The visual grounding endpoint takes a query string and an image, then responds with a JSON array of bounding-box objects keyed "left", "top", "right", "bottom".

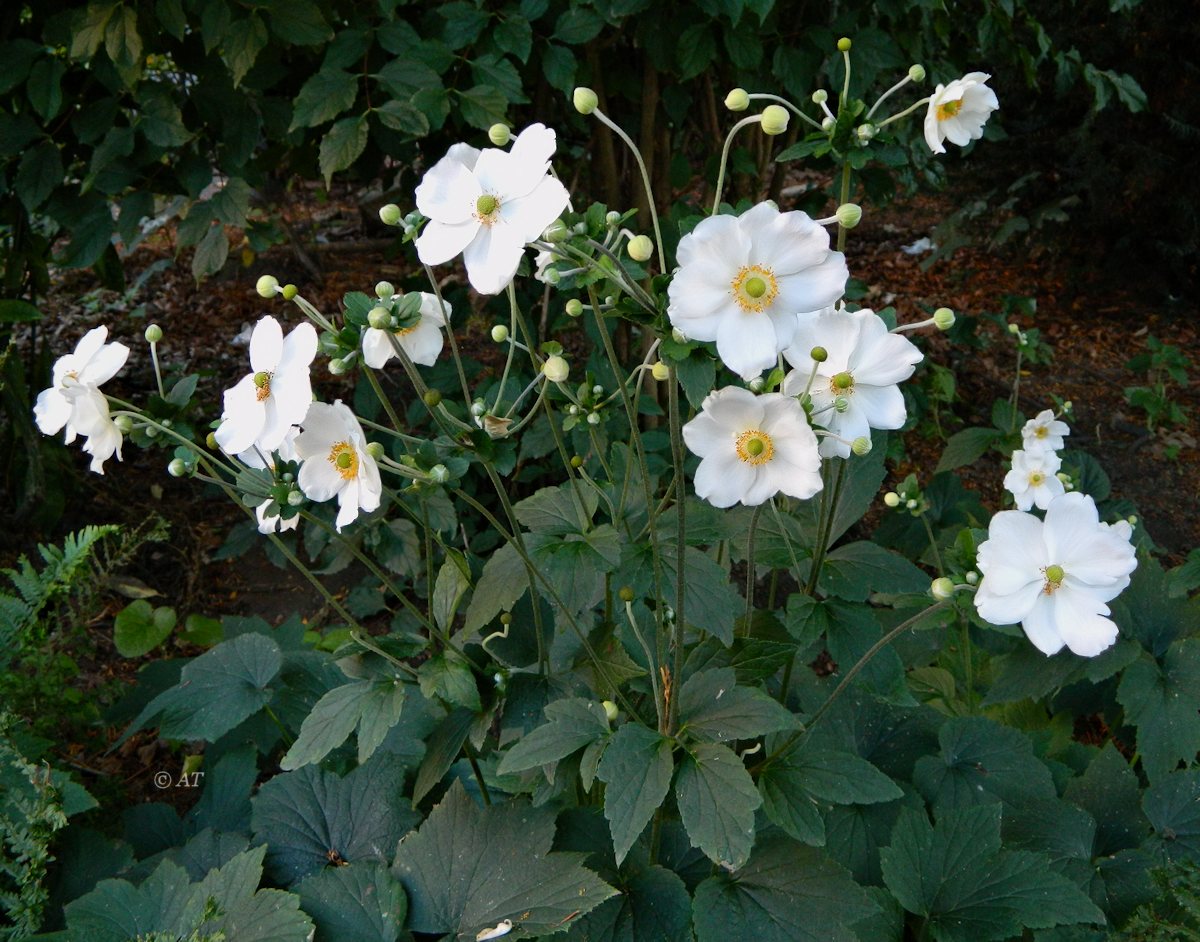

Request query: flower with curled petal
[
  {"left": 1004, "top": 448, "right": 1065, "bottom": 511},
  {"left": 924, "top": 72, "right": 999, "bottom": 155},
  {"left": 1021, "top": 409, "right": 1070, "bottom": 456},
  {"left": 362, "top": 293, "right": 450, "bottom": 369},
  {"left": 295, "top": 401, "right": 382, "bottom": 532}
]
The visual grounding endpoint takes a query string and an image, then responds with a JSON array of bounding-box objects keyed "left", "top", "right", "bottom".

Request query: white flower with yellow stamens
[
  {"left": 666, "top": 202, "right": 848, "bottom": 381},
  {"left": 1004, "top": 448, "right": 1065, "bottom": 511},
  {"left": 414, "top": 124, "right": 570, "bottom": 295},
  {"left": 924, "top": 72, "right": 998, "bottom": 155},
  {"left": 362, "top": 293, "right": 450, "bottom": 369},
  {"left": 781, "top": 307, "right": 923, "bottom": 459},
  {"left": 215, "top": 316, "right": 317, "bottom": 457},
  {"left": 974, "top": 493, "right": 1137, "bottom": 657},
  {"left": 295, "top": 401, "right": 382, "bottom": 531},
  {"left": 681, "top": 386, "right": 822, "bottom": 508},
  {"left": 1021, "top": 409, "right": 1070, "bottom": 456}
]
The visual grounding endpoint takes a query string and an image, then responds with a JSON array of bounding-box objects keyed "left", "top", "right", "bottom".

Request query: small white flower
[
  {"left": 295, "top": 401, "right": 382, "bottom": 531},
  {"left": 1021, "top": 409, "right": 1070, "bottom": 455},
  {"left": 34, "top": 326, "right": 129, "bottom": 474},
  {"left": 215, "top": 316, "right": 317, "bottom": 458},
  {"left": 362, "top": 294, "right": 450, "bottom": 369},
  {"left": 781, "top": 307, "right": 923, "bottom": 458},
  {"left": 682, "top": 387, "right": 822, "bottom": 508},
  {"left": 532, "top": 248, "right": 556, "bottom": 284},
  {"left": 1004, "top": 449, "right": 1065, "bottom": 511},
  {"left": 256, "top": 501, "right": 300, "bottom": 535},
  {"left": 974, "top": 493, "right": 1138, "bottom": 658},
  {"left": 667, "top": 202, "right": 848, "bottom": 381},
  {"left": 924, "top": 72, "right": 999, "bottom": 155},
  {"left": 415, "top": 124, "right": 570, "bottom": 295}
]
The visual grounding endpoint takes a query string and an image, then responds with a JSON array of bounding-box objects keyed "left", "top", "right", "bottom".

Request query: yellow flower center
[
  {"left": 475, "top": 193, "right": 500, "bottom": 226},
  {"left": 831, "top": 371, "right": 855, "bottom": 392},
  {"left": 735, "top": 428, "right": 774, "bottom": 466},
  {"left": 1029, "top": 471, "right": 1045, "bottom": 486},
  {"left": 730, "top": 265, "right": 779, "bottom": 313},
  {"left": 936, "top": 98, "right": 962, "bottom": 121},
  {"left": 328, "top": 441, "right": 359, "bottom": 480},
  {"left": 254, "top": 371, "right": 272, "bottom": 401},
  {"left": 1034, "top": 426, "right": 1048, "bottom": 438},
  {"left": 1042, "top": 564, "right": 1065, "bottom": 594}
]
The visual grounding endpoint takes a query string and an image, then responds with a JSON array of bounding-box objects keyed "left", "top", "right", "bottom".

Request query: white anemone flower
[
  {"left": 1021, "top": 409, "right": 1070, "bottom": 455},
  {"left": 781, "top": 307, "right": 923, "bottom": 458},
  {"left": 974, "top": 493, "right": 1138, "bottom": 658},
  {"left": 667, "top": 202, "right": 848, "bottom": 381},
  {"left": 214, "top": 316, "right": 317, "bottom": 458},
  {"left": 924, "top": 72, "right": 999, "bottom": 155},
  {"left": 415, "top": 124, "right": 570, "bottom": 295},
  {"left": 240, "top": 428, "right": 301, "bottom": 535},
  {"left": 1004, "top": 449, "right": 1065, "bottom": 511},
  {"left": 295, "top": 401, "right": 382, "bottom": 531},
  {"left": 362, "top": 293, "right": 450, "bottom": 369},
  {"left": 34, "top": 326, "right": 129, "bottom": 474},
  {"left": 681, "top": 387, "right": 822, "bottom": 508}
]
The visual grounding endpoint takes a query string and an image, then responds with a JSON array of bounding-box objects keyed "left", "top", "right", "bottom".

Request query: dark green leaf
[
  {"left": 418, "top": 652, "right": 481, "bottom": 712},
  {"left": 1117, "top": 640, "right": 1200, "bottom": 782},
  {"left": 935, "top": 427, "right": 1001, "bottom": 474},
  {"left": 70, "top": 4, "right": 117, "bottom": 60},
  {"left": 495, "top": 16, "right": 533, "bottom": 62},
  {"left": 564, "top": 865, "right": 692, "bottom": 942},
  {"left": 412, "top": 707, "right": 473, "bottom": 806},
  {"left": 223, "top": 13, "right": 268, "bottom": 85},
  {"left": 1143, "top": 769, "right": 1200, "bottom": 863},
  {"left": 104, "top": 6, "right": 142, "bottom": 71},
  {"left": 661, "top": 544, "right": 739, "bottom": 646},
  {"left": 677, "top": 24, "right": 715, "bottom": 79},
  {"left": 192, "top": 223, "right": 229, "bottom": 280},
  {"left": 456, "top": 84, "right": 509, "bottom": 129},
  {"left": 554, "top": 7, "right": 604, "bottom": 43},
  {"left": 676, "top": 667, "right": 797, "bottom": 742},
  {"left": 15, "top": 140, "right": 62, "bottom": 211},
  {"left": 27, "top": 58, "right": 65, "bottom": 122},
  {"left": 374, "top": 100, "right": 429, "bottom": 137},
  {"left": 113, "top": 599, "right": 176, "bottom": 657},
  {"left": 514, "top": 485, "right": 597, "bottom": 535},
  {"left": 0, "top": 300, "right": 42, "bottom": 323},
  {"left": 541, "top": 44, "right": 576, "bottom": 94},
  {"left": 782, "top": 748, "right": 903, "bottom": 805},
  {"left": 291, "top": 69, "right": 360, "bottom": 131},
  {"left": 675, "top": 742, "right": 760, "bottom": 869},
  {"left": 266, "top": 0, "right": 332, "bottom": 45},
  {"left": 758, "top": 766, "right": 827, "bottom": 845},
  {"left": 281, "top": 679, "right": 406, "bottom": 770},
  {"left": 296, "top": 862, "right": 406, "bottom": 942},
  {"left": 819, "top": 541, "right": 929, "bottom": 601},
  {"left": 318, "top": 115, "right": 369, "bottom": 186},
  {"left": 597, "top": 723, "right": 674, "bottom": 864},
  {"left": 1063, "top": 743, "right": 1149, "bottom": 856},
  {"left": 497, "top": 698, "right": 610, "bottom": 774},
  {"left": 463, "top": 543, "right": 527, "bottom": 637}
]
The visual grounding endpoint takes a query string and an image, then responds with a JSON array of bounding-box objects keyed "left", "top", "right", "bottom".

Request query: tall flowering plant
[{"left": 42, "top": 40, "right": 1178, "bottom": 942}]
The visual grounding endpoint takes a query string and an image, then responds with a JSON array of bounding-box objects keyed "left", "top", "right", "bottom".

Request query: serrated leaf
[
  {"left": 104, "top": 6, "right": 142, "bottom": 70},
  {"left": 1143, "top": 769, "right": 1200, "bottom": 863},
  {"left": 266, "top": 0, "right": 332, "bottom": 45},
  {"left": 15, "top": 140, "right": 62, "bottom": 211},
  {"left": 1117, "top": 641, "right": 1200, "bottom": 782},
  {"left": 463, "top": 543, "right": 526, "bottom": 637},
  {"left": 693, "top": 835, "right": 876, "bottom": 942},
  {"left": 554, "top": 7, "right": 604, "bottom": 43},
  {"left": 433, "top": 554, "right": 470, "bottom": 633},
  {"left": 27, "top": 58, "right": 65, "bottom": 122},
  {"left": 660, "top": 544, "right": 739, "bottom": 646},
  {"left": 597, "top": 723, "right": 674, "bottom": 864},
  {"left": 455, "top": 84, "right": 508, "bottom": 129},
  {"left": 495, "top": 16, "right": 532, "bottom": 62},
  {"left": 192, "top": 223, "right": 229, "bottom": 280},
  {"left": 782, "top": 749, "right": 904, "bottom": 805},
  {"left": 541, "top": 43, "right": 576, "bottom": 93},
  {"left": 71, "top": 3, "right": 117, "bottom": 60},
  {"left": 290, "top": 69, "right": 360, "bottom": 131},
  {"left": 498, "top": 698, "right": 610, "bottom": 774},
  {"left": 393, "top": 781, "right": 617, "bottom": 938},
  {"left": 412, "top": 707, "right": 474, "bottom": 806},
  {"left": 513, "top": 485, "right": 597, "bottom": 535},
  {"left": 676, "top": 668, "right": 797, "bottom": 742},
  {"left": 758, "top": 766, "right": 827, "bottom": 845},
  {"left": 223, "top": 13, "right": 268, "bottom": 86},
  {"left": 819, "top": 542, "right": 929, "bottom": 601},
  {"left": 563, "top": 864, "right": 692, "bottom": 942},
  {"left": 319, "top": 115, "right": 369, "bottom": 186},
  {"left": 418, "top": 652, "right": 480, "bottom": 712},
  {"left": 675, "top": 742, "right": 761, "bottom": 869},
  {"left": 936, "top": 427, "right": 1001, "bottom": 474},
  {"left": 1063, "top": 743, "right": 1149, "bottom": 856},
  {"left": 296, "top": 862, "right": 406, "bottom": 942},
  {"left": 281, "top": 680, "right": 405, "bottom": 770},
  {"left": 374, "top": 100, "right": 429, "bottom": 137}
]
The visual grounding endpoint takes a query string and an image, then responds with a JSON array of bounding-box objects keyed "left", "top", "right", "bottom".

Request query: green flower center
[
  {"left": 936, "top": 99, "right": 962, "bottom": 121},
  {"left": 832, "top": 371, "right": 854, "bottom": 391},
  {"left": 744, "top": 277, "right": 767, "bottom": 299},
  {"left": 1043, "top": 564, "right": 1065, "bottom": 594},
  {"left": 1029, "top": 472, "right": 1045, "bottom": 486},
  {"left": 735, "top": 429, "right": 774, "bottom": 466},
  {"left": 328, "top": 441, "right": 359, "bottom": 480},
  {"left": 476, "top": 194, "right": 499, "bottom": 216},
  {"left": 253, "top": 371, "right": 272, "bottom": 401}
]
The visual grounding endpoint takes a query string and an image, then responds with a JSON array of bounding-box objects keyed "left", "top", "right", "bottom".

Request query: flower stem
[
  {"left": 747, "top": 92, "right": 823, "bottom": 130},
  {"left": 423, "top": 263, "right": 472, "bottom": 407},
  {"left": 592, "top": 108, "right": 666, "bottom": 273},
  {"left": 876, "top": 96, "right": 932, "bottom": 129},
  {"left": 148, "top": 342, "right": 165, "bottom": 398},
  {"left": 666, "top": 364, "right": 687, "bottom": 734},
  {"left": 866, "top": 74, "right": 913, "bottom": 121},
  {"left": 836, "top": 162, "right": 853, "bottom": 253},
  {"left": 712, "top": 115, "right": 762, "bottom": 215}
]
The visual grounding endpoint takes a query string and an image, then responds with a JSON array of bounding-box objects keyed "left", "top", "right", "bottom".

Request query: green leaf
[
  {"left": 464, "top": 542, "right": 526, "bottom": 637},
  {"left": 251, "top": 754, "right": 420, "bottom": 885},
  {"left": 266, "top": 0, "right": 332, "bottom": 45},
  {"left": 495, "top": 16, "right": 533, "bottom": 62},
  {"left": 541, "top": 44, "right": 576, "bottom": 94},
  {"left": 127, "top": 633, "right": 282, "bottom": 741},
  {"left": 935, "top": 427, "right": 1001, "bottom": 474},
  {"left": 418, "top": 652, "right": 480, "bottom": 711},
  {"left": 393, "top": 780, "right": 617, "bottom": 938},
  {"left": 1143, "top": 769, "right": 1200, "bottom": 863},
  {"left": 1063, "top": 743, "right": 1149, "bottom": 856},
  {"left": 564, "top": 865, "right": 692, "bottom": 942},
  {"left": 782, "top": 749, "right": 903, "bottom": 805},
  {"left": 113, "top": 599, "right": 176, "bottom": 657},
  {"left": 758, "top": 763, "right": 827, "bottom": 845},
  {"left": 15, "top": 140, "right": 63, "bottom": 211},
  {"left": 440, "top": 2, "right": 490, "bottom": 48},
  {"left": 554, "top": 7, "right": 604, "bottom": 43},
  {"left": 1112, "top": 558, "right": 1200, "bottom": 656},
  {"left": 514, "top": 485, "right": 597, "bottom": 535},
  {"left": 824, "top": 601, "right": 913, "bottom": 705},
  {"left": 676, "top": 667, "right": 798, "bottom": 742},
  {"left": 673, "top": 348, "right": 718, "bottom": 410},
  {"left": 677, "top": 24, "right": 715, "bottom": 79},
  {"left": 70, "top": 4, "right": 117, "bottom": 60},
  {"left": 296, "top": 862, "right": 406, "bottom": 942},
  {"left": 819, "top": 542, "right": 930, "bottom": 601},
  {"left": 661, "top": 544, "right": 739, "bottom": 646},
  {"left": 412, "top": 706, "right": 474, "bottom": 806},
  {"left": 319, "top": 115, "right": 369, "bottom": 186},
  {"left": 291, "top": 69, "right": 360, "bottom": 131},
  {"left": 156, "top": 0, "right": 186, "bottom": 40},
  {"left": 27, "top": 58, "right": 65, "bottom": 121},
  {"left": 223, "top": 13, "right": 268, "bottom": 86},
  {"left": 1117, "top": 640, "right": 1200, "bottom": 782},
  {"left": 675, "top": 742, "right": 761, "bottom": 869},
  {"left": 880, "top": 805, "right": 1104, "bottom": 942},
  {"left": 693, "top": 835, "right": 876, "bottom": 942},
  {"left": 498, "top": 698, "right": 610, "bottom": 774},
  {"left": 210, "top": 176, "right": 251, "bottom": 226},
  {"left": 280, "top": 679, "right": 406, "bottom": 770},
  {"left": 433, "top": 553, "right": 470, "bottom": 633},
  {"left": 456, "top": 84, "right": 509, "bottom": 129},
  {"left": 0, "top": 299, "right": 42, "bottom": 323},
  {"left": 374, "top": 100, "right": 430, "bottom": 137},
  {"left": 104, "top": 6, "right": 142, "bottom": 71},
  {"left": 528, "top": 526, "right": 620, "bottom": 617},
  {"left": 597, "top": 723, "right": 674, "bottom": 864}
]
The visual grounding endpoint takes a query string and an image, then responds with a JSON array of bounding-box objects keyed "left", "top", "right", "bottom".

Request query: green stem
[
  {"left": 875, "top": 96, "right": 932, "bottom": 130},
  {"left": 666, "top": 365, "right": 687, "bottom": 734},
  {"left": 423, "top": 263, "right": 472, "bottom": 407},
  {"left": 836, "top": 162, "right": 853, "bottom": 253},
  {"left": 463, "top": 740, "right": 492, "bottom": 807},
  {"left": 960, "top": 618, "right": 975, "bottom": 714},
  {"left": 805, "top": 459, "right": 846, "bottom": 595},
  {"left": 746, "top": 92, "right": 823, "bottom": 130},
  {"left": 712, "top": 114, "right": 762, "bottom": 215},
  {"left": 919, "top": 512, "right": 945, "bottom": 574},
  {"left": 148, "top": 342, "right": 165, "bottom": 398},
  {"left": 592, "top": 107, "right": 667, "bottom": 273},
  {"left": 744, "top": 504, "right": 764, "bottom": 629},
  {"left": 361, "top": 364, "right": 405, "bottom": 434},
  {"left": 1009, "top": 345, "right": 1024, "bottom": 433}
]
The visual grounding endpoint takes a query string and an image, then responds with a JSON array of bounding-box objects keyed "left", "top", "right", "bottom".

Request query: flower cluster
[{"left": 1003, "top": 408, "right": 1071, "bottom": 510}]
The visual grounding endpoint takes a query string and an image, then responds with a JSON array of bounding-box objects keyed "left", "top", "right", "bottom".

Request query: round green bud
[
  {"left": 933, "top": 307, "right": 956, "bottom": 330},
  {"left": 470, "top": 400, "right": 486, "bottom": 417},
  {"left": 651, "top": 361, "right": 670, "bottom": 381},
  {"left": 375, "top": 280, "right": 395, "bottom": 299},
  {"left": 852, "top": 436, "right": 872, "bottom": 456},
  {"left": 255, "top": 275, "right": 279, "bottom": 298},
  {"left": 884, "top": 491, "right": 901, "bottom": 507},
  {"left": 378, "top": 203, "right": 402, "bottom": 226},
  {"left": 837, "top": 37, "right": 852, "bottom": 52},
  {"left": 366, "top": 441, "right": 385, "bottom": 460},
  {"left": 605, "top": 210, "right": 621, "bottom": 227},
  {"left": 573, "top": 86, "right": 599, "bottom": 115},
  {"left": 368, "top": 306, "right": 392, "bottom": 330},
  {"left": 423, "top": 389, "right": 442, "bottom": 407},
  {"left": 836, "top": 203, "right": 862, "bottom": 229},
  {"left": 145, "top": 425, "right": 159, "bottom": 438},
  {"left": 618, "top": 585, "right": 635, "bottom": 602},
  {"left": 281, "top": 284, "right": 298, "bottom": 301},
  {"left": 287, "top": 490, "right": 304, "bottom": 506},
  {"left": 908, "top": 64, "right": 926, "bottom": 83},
  {"left": 672, "top": 328, "right": 688, "bottom": 344},
  {"left": 430, "top": 464, "right": 449, "bottom": 484},
  {"left": 856, "top": 123, "right": 875, "bottom": 142},
  {"left": 931, "top": 577, "right": 955, "bottom": 600},
  {"left": 144, "top": 324, "right": 163, "bottom": 343},
  {"left": 543, "top": 267, "right": 561, "bottom": 285},
  {"left": 1063, "top": 400, "right": 1073, "bottom": 412},
  {"left": 833, "top": 396, "right": 849, "bottom": 413},
  {"left": 586, "top": 412, "right": 600, "bottom": 426},
  {"left": 282, "top": 472, "right": 294, "bottom": 483},
  {"left": 570, "top": 455, "right": 584, "bottom": 469},
  {"left": 328, "top": 357, "right": 348, "bottom": 375},
  {"left": 1007, "top": 322, "right": 1021, "bottom": 335},
  {"left": 724, "top": 87, "right": 750, "bottom": 111},
  {"left": 543, "top": 219, "right": 569, "bottom": 243},
  {"left": 542, "top": 355, "right": 569, "bottom": 383},
  {"left": 965, "top": 570, "right": 979, "bottom": 585},
  {"left": 488, "top": 123, "right": 511, "bottom": 146},
  {"left": 602, "top": 700, "right": 619, "bottom": 722},
  {"left": 161, "top": 419, "right": 172, "bottom": 429},
  {"left": 748, "top": 377, "right": 765, "bottom": 392},
  {"left": 810, "top": 346, "right": 828, "bottom": 362},
  {"left": 811, "top": 89, "right": 828, "bottom": 105},
  {"left": 592, "top": 384, "right": 603, "bottom": 396},
  {"left": 906, "top": 498, "right": 919, "bottom": 510},
  {"left": 627, "top": 234, "right": 653, "bottom": 262},
  {"left": 760, "top": 104, "right": 790, "bottom": 136},
  {"left": 565, "top": 299, "right": 584, "bottom": 317},
  {"left": 205, "top": 431, "right": 217, "bottom": 449},
  {"left": 476, "top": 194, "right": 498, "bottom": 216},
  {"left": 499, "top": 612, "right": 513, "bottom": 625},
  {"left": 491, "top": 324, "right": 509, "bottom": 343},
  {"left": 168, "top": 458, "right": 187, "bottom": 477}
]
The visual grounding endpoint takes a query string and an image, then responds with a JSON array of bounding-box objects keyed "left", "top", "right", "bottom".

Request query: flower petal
[
  {"left": 693, "top": 450, "right": 756, "bottom": 508},
  {"left": 716, "top": 309, "right": 779, "bottom": 380},
  {"left": 500, "top": 175, "right": 570, "bottom": 244},
  {"left": 852, "top": 383, "right": 908, "bottom": 431},
  {"left": 78, "top": 341, "right": 129, "bottom": 386},
  {"left": 462, "top": 224, "right": 525, "bottom": 295},
  {"left": 415, "top": 152, "right": 482, "bottom": 223},
  {"left": 250, "top": 317, "right": 284, "bottom": 373},
  {"left": 1018, "top": 596, "right": 1067, "bottom": 656},
  {"left": 362, "top": 328, "right": 394, "bottom": 369},
  {"left": 416, "top": 219, "right": 480, "bottom": 267}
]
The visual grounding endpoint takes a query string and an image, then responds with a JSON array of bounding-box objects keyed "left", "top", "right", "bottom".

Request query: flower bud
[
  {"left": 592, "top": 384, "right": 604, "bottom": 396},
  {"left": 488, "top": 123, "right": 511, "bottom": 146},
  {"left": 144, "top": 324, "right": 163, "bottom": 343},
  {"left": 145, "top": 426, "right": 158, "bottom": 438},
  {"left": 618, "top": 585, "right": 635, "bottom": 602},
  {"left": 542, "top": 355, "right": 569, "bottom": 383},
  {"left": 543, "top": 267, "right": 560, "bottom": 285},
  {"left": 602, "top": 700, "right": 619, "bottom": 722},
  {"left": 651, "top": 361, "right": 670, "bottom": 381},
  {"left": 366, "top": 441, "right": 385, "bottom": 460},
  {"left": 856, "top": 123, "right": 875, "bottom": 142},
  {"left": 499, "top": 612, "right": 513, "bottom": 625},
  {"left": 255, "top": 275, "right": 279, "bottom": 298},
  {"left": 883, "top": 491, "right": 901, "bottom": 507},
  {"left": 1007, "top": 322, "right": 1021, "bottom": 335},
  {"left": 378, "top": 203, "right": 402, "bottom": 226},
  {"left": 423, "top": 389, "right": 442, "bottom": 407},
  {"left": 470, "top": 400, "right": 486, "bottom": 416},
  {"left": 965, "top": 570, "right": 979, "bottom": 585},
  {"left": 570, "top": 455, "right": 584, "bottom": 468},
  {"left": 931, "top": 577, "right": 954, "bottom": 600},
  {"left": 204, "top": 431, "right": 217, "bottom": 449},
  {"left": 724, "top": 87, "right": 750, "bottom": 111},
  {"left": 812, "top": 90, "right": 829, "bottom": 106},
  {"left": 565, "top": 299, "right": 583, "bottom": 317},
  {"left": 605, "top": 210, "right": 621, "bottom": 227},
  {"left": 836, "top": 203, "right": 862, "bottom": 229},
  {"left": 748, "top": 376, "right": 765, "bottom": 392},
  {"left": 368, "top": 306, "right": 393, "bottom": 330},
  {"left": 490, "top": 324, "right": 509, "bottom": 343},
  {"left": 586, "top": 412, "right": 600, "bottom": 425},
  {"left": 837, "top": 37, "right": 852, "bottom": 52},
  {"left": 908, "top": 64, "right": 926, "bottom": 83},
  {"left": 809, "top": 346, "right": 828, "bottom": 363},
  {"left": 544, "top": 220, "right": 569, "bottom": 243},
  {"left": 573, "top": 86, "right": 599, "bottom": 115},
  {"left": 430, "top": 464, "right": 450, "bottom": 484},
  {"left": 375, "top": 281, "right": 395, "bottom": 299},
  {"left": 851, "top": 436, "right": 872, "bottom": 456},
  {"left": 167, "top": 458, "right": 187, "bottom": 477},
  {"left": 906, "top": 499, "right": 919, "bottom": 509},
  {"left": 822, "top": 116, "right": 836, "bottom": 132},
  {"left": 760, "top": 105, "right": 789, "bottom": 136},
  {"left": 1063, "top": 401, "right": 1073, "bottom": 412},
  {"left": 281, "top": 284, "right": 298, "bottom": 301},
  {"left": 627, "top": 234, "right": 653, "bottom": 262},
  {"left": 933, "top": 307, "right": 956, "bottom": 330},
  {"left": 287, "top": 490, "right": 304, "bottom": 506},
  {"left": 568, "top": 405, "right": 579, "bottom": 415},
  {"left": 329, "top": 358, "right": 348, "bottom": 375}
]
